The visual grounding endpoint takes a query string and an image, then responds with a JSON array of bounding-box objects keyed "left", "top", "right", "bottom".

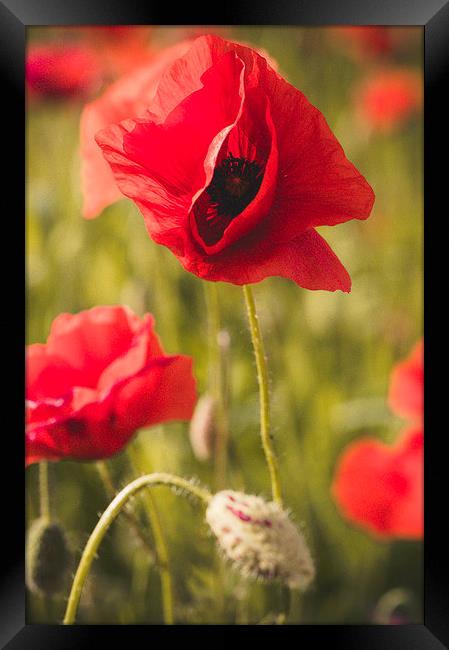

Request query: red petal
[
  {"left": 96, "top": 50, "right": 246, "bottom": 253},
  {"left": 388, "top": 339, "right": 423, "bottom": 421},
  {"left": 25, "top": 356, "right": 197, "bottom": 465},
  {"left": 112, "top": 355, "right": 197, "bottom": 431},
  {"left": 80, "top": 40, "right": 192, "bottom": 218},
  {"left": 97, "top": 314, "right": 163, "bottom": 391},
  {"left": 46, "top": 306, "right": 144, "bottom": 388},
  {"left": 266, "top": 84, "right": 375, "bottom": 238},
  {"left": 26, "top": 344, "right": 85, "bottom": 401},
  {"left": 332, "top": 426, "right": 423, "bottom": 539},
  {"left": 182, "top": 228, "right": 351, "bottom": 292}
]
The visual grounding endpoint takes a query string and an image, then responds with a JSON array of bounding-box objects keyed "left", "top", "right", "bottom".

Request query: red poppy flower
[
  {"left": 356, "top": 69, "right": 422, "bottom": 132},
  {"left": 332, "top": 426, "right": 423, "bottom": 539},
  {"left": 26, "top": 44, "right": 102, "bottom": 100},
  {"left": 389, "top": 338, "right": 423, "bottom": 422},
  {"left": 26, "top": 306, "right": 196, "bottom": 466},
  {"left": 96, "top": 35, "right": 374, "bottom": 291},
  {"left": 80, "top": 40, "right": 192, "bottom": 219}
]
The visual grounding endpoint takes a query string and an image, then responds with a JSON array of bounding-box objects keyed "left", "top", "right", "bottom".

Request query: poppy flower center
[{"left": 193, "top": 153, "right": 263, "bottom": 246}]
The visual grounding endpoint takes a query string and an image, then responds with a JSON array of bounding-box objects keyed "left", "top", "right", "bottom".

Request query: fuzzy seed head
[
  {"left": 189, "top": 394, "right": 217, "bottom": 461},
  {"left": 206, "top": 490, "right": 315, "bottom": 590},
  {"left": 26, "top": 518, "right": 72, "bottom": 597}
]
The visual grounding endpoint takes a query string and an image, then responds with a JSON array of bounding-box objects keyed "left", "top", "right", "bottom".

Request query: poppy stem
[
  {"left": 242, "top": 285, "right": 283, "bottom": 506},
  {"left": 95, "top": 461, "right": 157, "bottom": 563},
  {"left": 39, "top": 461, "right": 50, "bottom": 521},
  {"left": 204, "top": 281, "right": 229, "bottom": 490},
  {"left": 63, "top": 472, "right": 211, "bottom": 625},
  {"left": 126, "top": 443, "right": 174, "bottom": 625}
]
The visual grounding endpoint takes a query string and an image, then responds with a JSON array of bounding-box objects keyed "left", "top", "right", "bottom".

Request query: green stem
[
  {"left": 126, "top": 444, "right": 174, "bottom": 625},
  {"left": 63, "top": 472, "right": 211, "bottom": 625},
  {"left": 95, "top": 461, "right": 156, "bottom": 563},
  {"left": 96, "top": 460, "right": 116, "bottom": 497},
  {"left": 277, "top": 585, "right": 292, "bottom": 624},
  {"left": 204, "top": 281, "right": 229, "bottom": 490},
  {"left": 39, "top": 461, "right": 50, "bottom": 521},
  {"left": 243, "top": 284, "right": 283, "bottom": 506}
]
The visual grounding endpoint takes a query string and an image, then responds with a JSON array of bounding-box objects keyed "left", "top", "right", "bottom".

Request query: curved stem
[
  {"left": 39, "top": 461, "right": 50, "bottom": 521},
  {"left": 204, "top": 281, "right": 229, "bottom": 490},
  {"left": 95, "top": 461, "right": 156, "bottom": 563},
  {"left": 126, "top": 444, "right": 174, "bottom": 625},
  {"left": 63, "top": 473, "right": 211, "bottom": 625},
  {"left": 243, "top": 285, "right": 283, "bottom": 506}
]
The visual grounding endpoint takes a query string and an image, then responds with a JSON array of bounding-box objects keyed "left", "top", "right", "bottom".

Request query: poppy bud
[
  {"left": 26, "top": 518, "right": 72, "bottom": 597},
  {"left": 206, "top": 490, "right": 315, "bottom": 590},
  {"left": 189, "top": 394, "right": 217, "bottom": 461}
]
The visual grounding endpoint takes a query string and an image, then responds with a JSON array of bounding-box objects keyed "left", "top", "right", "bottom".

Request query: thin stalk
[
  {"left": 204, "top": 281, "right": 229, "bottom": 490},
  {"left": 242, "top": 284, "right": 283, "bottom": 506},
  {"left": 276, "top": 585, "right": 292, "bottom": 624},
  {"left": 39, "top": 461, "right": 50, "bottom": 521},
  {"left": 127, "top": 444, "right": 174, "bottom": 625},
  {"left": 95, "top": 461, "right": 156, "bottom": 563},
  {"left": 63, "top": 472, "right": 211, "bottom": 625}
]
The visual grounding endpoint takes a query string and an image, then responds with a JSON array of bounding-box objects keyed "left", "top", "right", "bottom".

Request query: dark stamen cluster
[{"left": 193, "top": 153, "right": 263, "bottom": 246}]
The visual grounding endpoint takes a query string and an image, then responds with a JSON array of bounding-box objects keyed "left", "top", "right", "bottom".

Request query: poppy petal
[
  {"left": 388, "top": 339, "right": 423, "bottom": 421},
  {"left": 332, "top": 426, "right": 423, "bottom": 539},
  {"left": 96, "top": 50, "right": 246, "bottom": 254},
  {"left": 80, "top": 40, "right": 192, "bottom": 218},
  {"left": 46, "top": 306, "right": 143, "bottom": 388},
  {"left": 183, "top": 227, "right": 351, "bottom": 291}
]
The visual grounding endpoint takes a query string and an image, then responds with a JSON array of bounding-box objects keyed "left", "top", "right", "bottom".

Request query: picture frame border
[{"left": 1, "top": 0, "right": 445, "bottom": 646}]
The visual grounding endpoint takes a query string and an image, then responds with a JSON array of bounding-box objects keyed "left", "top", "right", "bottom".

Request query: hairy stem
[
  {"left": 243, "top": 285, "right": 283, "bottom": 506},
  {"left": 127, "top": 444, "right": 174, "bottom": 625},
  {"left": 63, "top": 473, "right": 211, "bottom": 625},
  {"left": 95, "top": 461, "right": 156, "bottom": 563}
]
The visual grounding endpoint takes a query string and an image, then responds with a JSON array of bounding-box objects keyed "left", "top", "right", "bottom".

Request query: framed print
[{"left": 0, "top": 0, "right": 447, "bottom": 647}]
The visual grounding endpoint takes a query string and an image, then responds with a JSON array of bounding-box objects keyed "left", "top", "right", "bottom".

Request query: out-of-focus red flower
[
  {"left": 332, "top": 426, "right": 423, "bottom": 539},
  {"left": 356, "top": 69, "right": 422, "bottom": 132},
  {"left": 26, "top": 44, "right": 102, "bottom": 100},
  {"left": 80, "top": 26, "right": 156, "bottom": 78},
  {"left": 332, "top": 339, "right": 424, "bottom": 539},
  {"left": 26, "top": 306, "right": 197, "bottom": 466},
  {"left": 331, "top": 27, "right": 394, "bottom": 57},
  {"left": 389, "top": 339, "right": 423, "bottom": 422},
  {"left": 80, "top": 40, "right": 192, "bottom": 219},
  {"left": 96, "top": 35, "right": 374, "bottom": 290},
  {"left": 330, "top": 27, "right": 420, "bottom": 61}
]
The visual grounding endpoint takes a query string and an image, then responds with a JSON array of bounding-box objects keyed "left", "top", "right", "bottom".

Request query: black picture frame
[{"left": 1, "top": 0, "right": 447, "bottom": 647}]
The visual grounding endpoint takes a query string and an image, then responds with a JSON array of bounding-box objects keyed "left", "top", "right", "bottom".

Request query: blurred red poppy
[
  {"left": 26, "top": 306, "right": 197, "bottom": 466},
  {"left": 389, "top": 338, "right": 423, "bottom": 422},
  {"left": 79, "top": 26, "right": 156, "bottom": 79},
  {"left": 332, "top": 426, "right": 423, "bottom": 539},
  {"left": 331, "top": 27, "right": 394, "bottom": 57},
  {"left": 26, "top": 44, "right": 102, "bottom": 100},
  {"left": 80, "top": 39, "right": 192, "bottom": 219},
  {"left": 356, "top": 69, "right": 422, "bottom": 132},
  {"left": 332, "top": 339, "right": 424, "bottom": 539},
  {"left": 96, "top": 35, "right": 374, "bottom": 291}
]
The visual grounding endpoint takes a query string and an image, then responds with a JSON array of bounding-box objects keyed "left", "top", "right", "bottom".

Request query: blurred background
[{"left": 26, "top": 26, "right": 423, "bottom": 624}]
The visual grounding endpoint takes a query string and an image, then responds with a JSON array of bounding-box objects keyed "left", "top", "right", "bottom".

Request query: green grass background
[{"left": 26, "top": 26, "right": 423, "bottom": 624}]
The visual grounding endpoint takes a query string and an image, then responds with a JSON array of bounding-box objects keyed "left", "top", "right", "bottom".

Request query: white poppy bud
[{"left": 206, "top": 490, "right": 315, "bottom": 590}]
